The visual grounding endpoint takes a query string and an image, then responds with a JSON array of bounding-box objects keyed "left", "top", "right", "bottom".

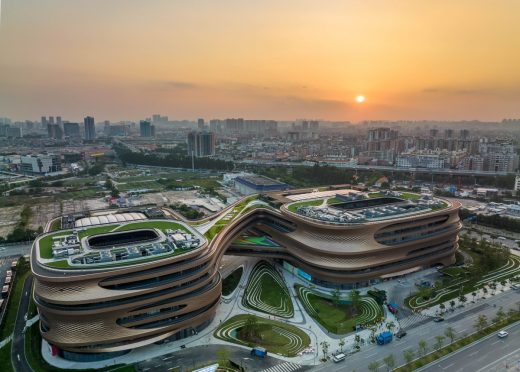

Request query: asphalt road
[
  {"left": 11, "top": 275, "right": 33, "bottom": 372},
  {"left": 311, "top": 289, "right": 520, "bottom": 372},
  {"left": 419, "top": 321, "right": 520, "bottom": 372},
  {"left": 0, "top": 243, "right": 33, "bottom": 259},
  {"left": 135, "top": 344, "right": 298, "bottom": 372}
]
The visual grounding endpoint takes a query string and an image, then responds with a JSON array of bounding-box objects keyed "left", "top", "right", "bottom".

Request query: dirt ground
[
  {"left": 0, "top": 206, "right": 23, "bottom": 238},
  {"left": 134, "top": 190, "right": 226, "bottom": 212}
]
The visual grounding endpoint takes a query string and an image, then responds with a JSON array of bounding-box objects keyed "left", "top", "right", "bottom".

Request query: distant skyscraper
[
  {"left": 57, "top": 116, "right": 62, "bottom": 126},
  {"left": 198, "top": 118, "right": 205, "bottom": 130},
  {"left": 63, "top": 122, "right": 80, "bottom": 137},
  {"left": 187, "top": 131, "right": 216, "bottom": 157},
  {"left": 49, "top": 116, "right": 55, "bottom": 125},
  {"left": 140, "top": 120, "right": 152, "bottom": 137},
  {"left": 84, "top": 116, "right": 96, "bottom": 140}
]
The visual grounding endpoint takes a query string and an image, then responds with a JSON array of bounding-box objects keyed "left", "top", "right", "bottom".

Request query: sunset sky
[{"left": 1, "top": 0, "right": 519, "bottom": 122}]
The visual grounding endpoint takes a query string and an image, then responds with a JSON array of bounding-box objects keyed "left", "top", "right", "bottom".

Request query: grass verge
[
  {"left": 0, "top": 341, "right": 14, "bottom": 372},
  {"left": 0, "top": 270, "right": 30, "bottom": 340}
]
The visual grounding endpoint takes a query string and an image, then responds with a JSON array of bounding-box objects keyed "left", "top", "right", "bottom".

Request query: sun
[{"left": 356, "top": 95, "right": 365, "bottom": 103}]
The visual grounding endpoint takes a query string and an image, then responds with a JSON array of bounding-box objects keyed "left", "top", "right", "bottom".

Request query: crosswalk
[
  {"left": 260, "top": 362, "right": 303, "bottom": 372},
  {"left": 398, "top": 313, "right": 432, "bottom": 330}
]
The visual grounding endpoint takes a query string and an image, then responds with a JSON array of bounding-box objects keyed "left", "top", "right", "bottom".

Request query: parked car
[
  {"left": 396, "top": 330, "right": 407, "bottom": 339},
  {"left": 497, "top": 331, "right": 509, "bottom": 338},
  {"left": 433, "top": 317, "right": 444, "bottom": 322}
]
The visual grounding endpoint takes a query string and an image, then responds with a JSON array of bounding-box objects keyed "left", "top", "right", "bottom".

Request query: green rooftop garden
[{"left": 37, "top": 220, "right": 198, "bottom": 269}]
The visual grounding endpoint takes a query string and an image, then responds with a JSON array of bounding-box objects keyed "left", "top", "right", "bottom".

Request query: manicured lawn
[
  {"left": 296, "top": 285, "right": 383, "bottom": 334},
  {"left": 222, "top": 267, "right": 243, "bottom": 296},
  {"left": 400, "top": 192, "right": 421, "bottom": 200},
  {"left": 439, "top": 267, "right": 469, "bottom": 278},
  {"left": 0, "top": 341, "right": 14, "bottom": 372},
  {"left": 243, "top": 261, "right": 293, "bottom": 318},
  {"left": 259, "top": 275, "right": 287, "bottom": 308},
  {"left": 49, "top": 219, "right": 61, "bottom": 232},
  {"left": 406, "top": 254, "right": 520, "bottom": 310},
  {"left": 39, "top": 220, "right": 192, "bottom": 260},
  {"left": 287, "top": 199, "right": 323, "bottom": 212},
  {"left": 326, "top": 197, "right": 343, "bottom": 205},
  {"left": 303, "top": 291, "right": 358, "bottom": 333},
  {"left": 214, "top": 314, "right": 310, "bottom": 357},
  {"left": 78, "top": 225, "right": 118, "bottom": 239},
  {"left": 45, "top": 248, "right": 190, "bottom": 270},
  {"left": 113, "top": 221, "right": 188, "bottom": 233},
  {"left": 38, "top": 231, "right": 73, "bottom": 259}
]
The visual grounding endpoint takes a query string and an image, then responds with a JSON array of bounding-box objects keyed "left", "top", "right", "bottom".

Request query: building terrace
[
  {"left": 283, "top": 190, "right": 450, "bottom": 225},
  {"left": 34, "top": 220, "right": 206, "bottom": 270}
]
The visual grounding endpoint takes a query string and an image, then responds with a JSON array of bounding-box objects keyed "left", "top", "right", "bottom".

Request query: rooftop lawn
[
  {"left": 287, "top": 199, "right": 324, "bottom": 212},
  {"left": 45, "top": 247, "right": 191, "bottom": 270},
  {"left": 38, "top": 220, "right": 193, "bottom": 260}
]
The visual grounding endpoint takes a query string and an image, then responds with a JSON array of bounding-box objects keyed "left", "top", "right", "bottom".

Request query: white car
[{"left": 497, "top": 331, "right": 508, "bottom": 338}]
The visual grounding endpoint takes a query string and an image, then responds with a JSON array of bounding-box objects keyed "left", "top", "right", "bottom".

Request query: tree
[
  {"left": 244, "top": 315, "right": 257, "bottom": 337},
  {"left": 403, "top": 349, "right": 415, "bottom": 364},
  {"left": 383, "top": 354, "right": 395, "bottom": 371},
  {"left": 439, "top": 303, "right": 446, "bottom": 314},
  {"left": 386, "top": 321, "right": 396, "bottom": 333},
  {"left": 482, "top": 287, "right": 488, "bottom": 298},
  {"left": 449, "top": 300, "right": 456, "bottom": 311},
  {"left": 331, "top": 288, "right": 341, "bottom": 307},
  {"left": 320, "top": 341, "right": 330, "bottom": 360},
  {"left": 348, "top": 290, "right": 362, "bottom": 315},
  {"left": 216, "top": 347, "right": 230, "bottom": 367},
  {"left": 368, "top": 361, "right": 380, "bottom": 372},
  {"left": 444, "top": 327, "right": 456, "bottom": 344},
  {"left": 459, "top": 294, "right": 467, "bottom": 306},
  {"left": 434, "top": 335, "right": 445, "bottom": 350},
  {"left": 418, "top": 340, "right": 428, "bottom": 356},
  {"left": 354, "top": 334, "right": 361, "bottom": 347},
  {"left": 493, "top": 306, "right": 506, "bottom": 324},
  {"left": 500, "top": 280, "right": 507, "bottom": 291},
  {"left": 472, "top": 292, "right": 477, "bottom": 302},
  {"left": 339, "top": 338, "right": 345, "bottom": 352},
  {"left": 474, "top": 314, "right": 488, "bottom": 333}
]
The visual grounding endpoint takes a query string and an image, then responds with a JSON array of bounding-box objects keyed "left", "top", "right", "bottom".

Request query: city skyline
[{"left": 0, "top": 1, "right": 519, "bottom": 121}]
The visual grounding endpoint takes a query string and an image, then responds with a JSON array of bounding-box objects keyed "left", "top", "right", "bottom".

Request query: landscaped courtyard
[
  {"left": 242, "top": 261, "right": 294, "bottom": 318},
  {"left": 295, "top": 285, "right": 383, "bottom": 334},
  {"left": 407, "top": 239, "right": 520, "bottom": 310},
  {"left": 213, "top": 314, "right": 310, "bottom": 357}
]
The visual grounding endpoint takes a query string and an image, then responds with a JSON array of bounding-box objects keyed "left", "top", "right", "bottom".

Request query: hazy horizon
[{"left": 1, "top": 0, "right": 519, "bottom": 122}]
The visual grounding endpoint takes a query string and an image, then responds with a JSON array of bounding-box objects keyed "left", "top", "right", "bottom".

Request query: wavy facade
[{"left": 31, "top": 197, "right": 461, "bottom": 361}]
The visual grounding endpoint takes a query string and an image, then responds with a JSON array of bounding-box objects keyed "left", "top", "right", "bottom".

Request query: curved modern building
[{"left": 31, "top": 191, "right": 461, "bottom": 361}]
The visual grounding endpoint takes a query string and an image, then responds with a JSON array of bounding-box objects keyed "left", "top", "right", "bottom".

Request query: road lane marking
[
  {"left": 365, "top": 352, "right": 378, "bottom": 358},
  {"left": 442, "top": 362, "right": 454, "bottom": 370},
  {"left": 469, "top": 350, "right": 479, "bottom": 356},
  {"left": 490, "top": 339, "right": 502, "bottom": 345}
]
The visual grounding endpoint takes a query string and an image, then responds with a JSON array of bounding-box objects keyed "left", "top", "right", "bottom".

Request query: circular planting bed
[
  {"left": 214, "top": 314, "right": 310, "bottom": 357},
  {"left": 242, "top": 261, "right": 294, "bottom": 318},
  {"left": 295, "top": 285, "right": 384, "bottom": 334}
]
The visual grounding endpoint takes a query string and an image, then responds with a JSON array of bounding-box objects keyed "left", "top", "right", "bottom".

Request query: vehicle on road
[
  {"left": 497, "top": 331, "right": 509, "bottom": 338},
  {"left": 376, "top": 331, "right": 393, "bottom": 345},
  {"left": 251, "top": 347, "right": 267, "bottom": 358},
  {"left": 396, "top": 330, "right": 407, "bottom": 339},
  {"left": 498, "top": 236, "right": 507, "bottom": 240},
  {"left": 387, "top": 303, "right": 398, "bottom": 314},
  {"left": 433, "top": 317, "right": 444, "bottom": 322},
  {"left": 333, "top": 353, "right": 346, "bottom": 363}
]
